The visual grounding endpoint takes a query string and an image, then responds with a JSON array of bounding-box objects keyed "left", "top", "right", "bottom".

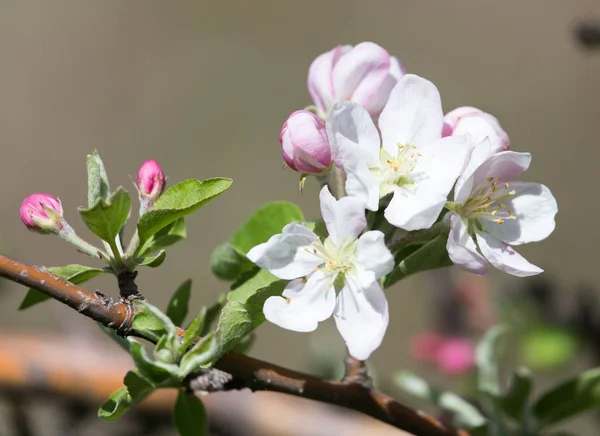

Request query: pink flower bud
[
  {"left": 410, "top": 331, "right": 442, "bottom": 363},
  {"left": 20, "top": 193, "right": 64, "bottom": 234},
  {"left": 443, "top": 106, "right": 510, "bottom": 153},
  {"left": 435, "top": 338, "right": 475, "bottom": 375},
  {"left": 281, "top": 110, "right": 331, "bottom": 174},
  {"left": 136, "top": 160, "right": 166, "bottom": 200},
  {"left": 308, "top": 42, "right": 405, "bottom": 118}
]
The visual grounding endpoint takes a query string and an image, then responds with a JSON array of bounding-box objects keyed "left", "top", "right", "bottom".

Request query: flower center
[
  {"left": 375, "top": 143, "right": 421, "bottom": 196},
  {"left": 309, "top": 237, "right": 356, "bottom": 285},
  {"left": 459, "top": 177, "right": 517, "bottom": 227}
]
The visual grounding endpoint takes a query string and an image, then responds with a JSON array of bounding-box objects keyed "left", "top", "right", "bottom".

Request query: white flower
[
  {"left": 247, "top": 186, "right": 394, "bottom": 360},
  {"left": 327, "top": 74, "right": 471, "bottom": 231},
  {"left": 446, "top": 139, "right": 558, "bottom": 276}
]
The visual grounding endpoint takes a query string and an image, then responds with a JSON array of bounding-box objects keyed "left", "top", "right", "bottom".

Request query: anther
[{"left": 496, "top": 218, "right": 504, "bottom": 224}]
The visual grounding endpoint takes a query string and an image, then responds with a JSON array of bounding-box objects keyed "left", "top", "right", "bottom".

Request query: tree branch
[{"left": 0, "top": 254, "right": 469, "bottom": 436}]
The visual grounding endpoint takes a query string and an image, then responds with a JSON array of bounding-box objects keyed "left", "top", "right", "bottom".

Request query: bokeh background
[{"left": 1, "top": 1, "right": 599, "bottom": 434}]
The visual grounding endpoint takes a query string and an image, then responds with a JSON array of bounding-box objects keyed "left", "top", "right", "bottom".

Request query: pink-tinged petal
[
  {"left": 361, "top": 56, "right": 405, "bottom": 117},
  {"left": 247, "top": 223, "right": 323, "bottom": 279},
  {"left": 308, "top": 45, "right": 351, "bottom": 112},
  {"left": 343, "top": 154, "right": 382, "bottom": 211},
  {"left": 136, "top": 160, "right": 166, "bottom": 199},
  {"left": 472, "top": 151, "right": 531, "bottom": 188},
  {"left": 410, "top": 331, "right": 443, "bottom": 363},
  {"left": 264, "top": 271, "right": 336, "bottom": 332},
  {"left": 326, "top": 102, "right": 380, "bottom": 168},
  {"left": 476, "top": 231, "right": 543, "bottom": 277},
  {"left": 384, "top": 136, "right": 470, "bottom": 230},
  {"left": 281, "top": 110, "right": 331, "bottom": 174},
  {"left": 334, "top": 276, "right": 389, "bottom": 360},
  {"left": 378, "top": 74, "right": 444, "bottom": 155},
  {"left": 483, "top": 182, "right": 557, "bottom": 246},
  {"left": 444, "top": 106, "right": 509, "bottom": 153},
  {"left": 332, "top": 42, "right": 390, "bottom": 108},
  {"left": 454, "top": 138, "right": 495, "bottom": 203},
  {"left": 20, "top": 193, "right": 64, "bottom": 233},
  {"left": 447, "top": 215, "right": 489, "bottom": 275},
  {"left": 319, "top": 186, "right": 366, "bottom": 246},
  {"left": 355, "top": 231, "right": 394, "bottom": 279},
  {"left": 435, "top": 338, "right": 475, "bottom": 375}
]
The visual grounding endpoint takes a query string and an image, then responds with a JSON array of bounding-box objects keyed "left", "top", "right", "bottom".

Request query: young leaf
[
  {"left": 124, "top": 370, "right": 154, "bottom": 401},
  {"left": 383, "top": 233, "right": 452, "bottom": 288},
  {"left": 133, "top": 250, "right": 167, "bottom": 268},
  {"left": 87, "top": 150, "right": 111, "bottom": 208},
  {"left": 131, "top": 301, "right": 177, "bottom": 342},
  {"left": 229, "top": 201, "right": 303, "bottom": 255},
  {"left": 137, "top": 218, "right": 186, "bottom": 257},
  {"left": 79, "top": 187, "right": 131, "bottom": 244},
  {"left": 137, "top": 178, "right": 232, "bottom": 248},
  {"left": 210, "top": 243, "right": 254, "bottom": 281},
  {"left": 532, "top": 367, "right": 600, "bottom": 429},
  {"left": 181, "top": 306, "right": 206, "bottom": 353},
  {"left": 167, "top": 279, "right": 192, "bottom": 326},
  {"left": 98, "top": 387, "right": 132, "bottom": 421},
  {"left": 395, "top": 372, "right": 487, "bottom": 428},
  {"left": 19, "top": 264, "right": 106, "bottom": 310},
  {"left": 174, "top": 390, "right": 208, "bottom": 436},
  {"left": 180, "top": 333, "right": 218, "bottom": 377},
  {"left": 128, "top": 339, "right": 178, "bottom": 384},
  {"left": 500, "top": 367, "right": 533, "bottom": 420},
  {"left": 476, "top": 325, "right": 508, "bottom": 397}
]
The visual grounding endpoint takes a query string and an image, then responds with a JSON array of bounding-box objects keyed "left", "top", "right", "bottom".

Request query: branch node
[
  {"left": 186, "top": 368, "right": 238, "bottom": 393},
  {"left": 343, "top": 356, "right": 372, "bottom": 389},
  {"left": 117, "top": 270, "right": 144, "bottom": 301}
]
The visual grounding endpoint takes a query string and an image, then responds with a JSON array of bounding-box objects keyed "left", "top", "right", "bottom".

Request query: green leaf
[
  {"left": 521, "top": 325, "right": 579, "bottom": 370},
  {"left": 19, "top": 264, "right": 106, "bottom": 310},
  {"left": 137, "top": 218, "right": 186, "bottom": 257},
  {"left": 87, "top": 150, "right": 111, "bottom": 208},
  {"left": 500, "top": 367, "right": 533, "bottom": 420},
  {"left": 98, "top": 387, "right": 132, "bottom": 421},
  {"left": 229, "top": 201, "right": 304, "bottom": 255},
  {"left": 124, "top": 369, "right": 154, "bottom": 401},
  {"left": 476, "top": 325, "right": 508, "bottom": 397},
  {"left": 532, "top": 367, "right": 600, "bottom": 429},
  {"left": 383, "top": 232, "right": 452, "bottom": 288},
  {"left": 174, "top": 390, "right": 208, "bottom": 436},
  {"left": 131, "top": 301, "right": 177, "bottom": 342},
  {"left": 210, "top": 242, "right": 254, "bottom": 281},
  {"left": 201, "top": 295, "right": 226, "bottom": 336},
  {"left": 79, "top": 187, "right": 131, "bottom": 244},
  {"left": 166, "top": 279, "right": 192, "bottom": 326},
  {"left": 133, "top": 250, "right": 166, "bottom": 268},
  {"left": 180, "top": 333, "right": 217, "bottom": 377},
  {"left": 128, "top": 339, "right": 178, "bottom": 384},
  {"left": 181, "top": 306, "right": 207, "bottom": 353},
  {"left": 228, "top": 267, "right": 279, "bottom": 302},
  {"left": 395, "top": 372, "right": 487, "bottom": 428},
  {"left": 137, "top": 178, "right": 231, "bottom": 248}
]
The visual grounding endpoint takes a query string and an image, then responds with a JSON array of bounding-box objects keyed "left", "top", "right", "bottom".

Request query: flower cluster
[{"left": 251, "top": 42, "right": 557, "bottom": 360}]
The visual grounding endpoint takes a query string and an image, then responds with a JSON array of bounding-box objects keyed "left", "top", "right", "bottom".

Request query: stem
[
  {"left": 124, "top": 229, "right": 140, "bottom": 267},
  {"left": 0, "top": 254, "right": 469, "bottom": 436},
  {"left": 57, "top": 222, "right": 106, "bottom": 259}
]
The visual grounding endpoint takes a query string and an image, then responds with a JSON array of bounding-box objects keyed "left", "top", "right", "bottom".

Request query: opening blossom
[
  {"left": 20, "top": 193, "right": 64, "bottom": 234},
  {"left": 327, "top": 74, "right": 470, "bottom": 231},
  {"left": 247, "top": 186, "right": 394, "bottom": 360},
  {"left": 443, "top": 106, "right": 510, "bottom": 154},
  {"left": 280, "top": 110, "right": 331, "bottom": 175},
  {"left": 308, "top": 42, "right": 405, "bottom": 119},
  {"left": 446, "top": 139, "right": 557, "bottom": 277}
]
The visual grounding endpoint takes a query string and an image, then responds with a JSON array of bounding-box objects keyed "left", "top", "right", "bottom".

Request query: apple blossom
[
  {"left": 308, "top": 42, "right": 405, "bottom": 119},
  {"left": 446, "top": 139, "right": 557, "bottom": 277},
  {"left": 247, "top": 186, "right": 394, "bottom": 360},
  {"left": 327, "top": 74, "right": 470, "bottom": 231},
  {"left": 136, "top": 159, "right": 166, "bottom": 214},
  {"left": 280, "top": 110, "right": 331, "bottom": 174},
  {"left": 443, "top": 106, "right": 510, "bottom": 154},
  {"left": 20, "top": 193, "right": 64, "bottom": 234}
]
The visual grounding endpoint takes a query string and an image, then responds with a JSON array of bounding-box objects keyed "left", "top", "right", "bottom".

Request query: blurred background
[{"left": 1, "top": 1, "right": 600, "bottom": 434}]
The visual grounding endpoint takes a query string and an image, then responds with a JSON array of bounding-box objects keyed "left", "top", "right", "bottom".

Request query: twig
[{"left": 0, "top": 254, "right": 468, "bottom": 436}]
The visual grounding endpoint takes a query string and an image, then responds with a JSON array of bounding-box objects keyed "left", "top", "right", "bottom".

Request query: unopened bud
[
  {"left": 137, "top": 160, "right": 166, "bottom": 199},
  {"left": 20, "top": 193, "right": 64, "bottom": 234},
  {"left": 281, "top": 110, "right": 331, "bottom": 175},
  {"left": 443, "top": 106, "right": 510, "bottom": 153}
]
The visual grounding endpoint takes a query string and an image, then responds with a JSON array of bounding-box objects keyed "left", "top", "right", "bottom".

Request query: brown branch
[{"left": 0, "top": 255, "right": 468, "bottom": 436}]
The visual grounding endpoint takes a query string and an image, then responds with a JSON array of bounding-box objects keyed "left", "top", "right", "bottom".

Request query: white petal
[
  {"left": 308, "top": 45, "right": 350, "bottom": 112},
  {"left": 483, "top": 182, "right": 557, "bottom": 245},
  {"left": 334, "top": 276, "right": 389, "bottom": 360},
  {"left": 319, "top": 186, "right": 367, "bottom": 246},
  {"left": 446, "top": 214, "right": 489, "bottom": 275},
  {"left": 451, "top": 111, "right": 509, "bottom": 154},
  {"left": 476, "top": 231, "right": 543, "bottom": 277},
  {"left": 455, "top": 138, "right": 495, "bottom": 203},
  {"left": 332, "top": 42, "right": 390, "bottom": 106},
  {"left": 355, "top": 231, "right": 394, "bottom": 279},
  {"left": 384, "top": 136, "right": 470, "bottom": 230},
  {"left": 472, "top": 151, "right": 531, "bottom": 187},
  {"left": 247, "top": 223, "right": 323, "bottom": 279},
  {"left": 327, "top": 102, "right": 381, "bottom": 168},
  {"left": 264, "top": 271, "right": 336, "bottom": 332},
  {"left": 378, "top": 74, "right": 443, "bottom": 155},
  {"left": 343, "top": 154, "right": 382, "bottom": 211}
]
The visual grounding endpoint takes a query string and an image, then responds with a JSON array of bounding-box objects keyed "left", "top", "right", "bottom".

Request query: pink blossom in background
[
  {"left": 435, "top": 338, "right": 475, "bottom": 375},
  {"left": 410, "top": 331, "right": 443, "bottom": 364}
]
